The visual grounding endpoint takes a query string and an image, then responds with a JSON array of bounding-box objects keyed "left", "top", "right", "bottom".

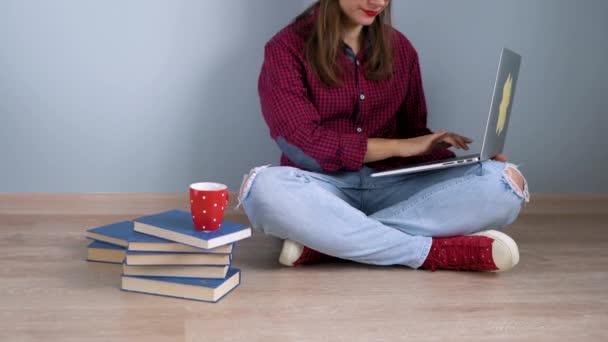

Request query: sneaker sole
[
  {"left": 278, "top": 239, "right": 303, "bottom": 267},
  {"left": 470, "top": 230, "right": 520, "bottom": 272}
]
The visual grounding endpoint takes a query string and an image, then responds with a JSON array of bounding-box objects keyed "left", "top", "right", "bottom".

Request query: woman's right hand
[{"left": 396, "top": 131, "right": 473, "bottom": 158}]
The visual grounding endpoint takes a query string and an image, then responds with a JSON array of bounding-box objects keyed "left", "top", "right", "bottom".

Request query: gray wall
[
  {"left": 391, "top": 0, "right": 608, "bottom": 192},
  {"left": 1, "top": 0, "right": 607, "bottom": 192},
  {"left": 0, "top": 0, "right": 299, "bottom": 192}
]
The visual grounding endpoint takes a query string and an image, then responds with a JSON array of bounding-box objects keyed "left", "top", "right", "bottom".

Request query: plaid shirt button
[
  {"left": 356, "top": 127, "right": 363, "bottom": 133},
  {"left": 359, "top": 94, "right": 365, "bottom": 100}
]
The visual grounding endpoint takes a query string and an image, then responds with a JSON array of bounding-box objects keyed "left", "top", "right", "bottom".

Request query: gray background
[{"left": 1, "top": 0, "right": 606, "bottom": 193}]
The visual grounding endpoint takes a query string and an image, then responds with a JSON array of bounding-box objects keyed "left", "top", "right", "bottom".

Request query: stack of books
[{"left": 85, "top": 209, "right": 251, "bottom": 303}]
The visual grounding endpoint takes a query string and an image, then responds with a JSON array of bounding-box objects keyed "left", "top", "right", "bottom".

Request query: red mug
[{"left": 189, "top": 182, "right": 230, "bottom": 232}]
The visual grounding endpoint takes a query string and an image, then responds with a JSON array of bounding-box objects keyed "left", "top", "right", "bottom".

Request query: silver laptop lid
[{"left": 479, "top": 48, "right": 522, "bottom": 160}]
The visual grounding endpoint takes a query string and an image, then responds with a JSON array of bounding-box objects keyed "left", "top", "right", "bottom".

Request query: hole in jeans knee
[
  {"left": 236, "top": 165, "right": 271, "bottom": 209},
  {"left": 505, "top": 168, "right": 524, "bottom": 193},
  {"left": 502, "top": 163, "right": 530, "bottom": 203}
]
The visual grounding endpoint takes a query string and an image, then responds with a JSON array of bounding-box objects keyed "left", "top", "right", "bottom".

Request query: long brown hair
[{"left": 296, "top": 1, "right": 394, "bottom": 87}]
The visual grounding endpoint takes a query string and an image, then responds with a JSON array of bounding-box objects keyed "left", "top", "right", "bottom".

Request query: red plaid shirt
[{"left": 258, "top": 12, "right": 455, "bottom": 173}]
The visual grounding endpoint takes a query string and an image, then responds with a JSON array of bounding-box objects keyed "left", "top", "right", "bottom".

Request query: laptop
[{"left": 371, "top": 48, "right": 521, "bottom": 178}]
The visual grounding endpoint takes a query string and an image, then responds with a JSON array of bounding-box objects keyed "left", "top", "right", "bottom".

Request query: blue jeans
[{"left": 237, "top": 160, "right": 530, "bottom": 269}]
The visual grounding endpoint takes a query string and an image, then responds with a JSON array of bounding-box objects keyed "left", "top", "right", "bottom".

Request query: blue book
[
  {"left": 128, "top": 230, "right": 234, "bottom": 254},
  {"left": 85, "top": 220, "right": 233, "bottom": 254},
  {"left": 87, "top": 241, "right": 126, "bottom": 264},
  {"left": 121, "top": 268, "right": 241, "bottom": 303},
  {"left": 122, "top": 262, "right": 229, "bottom": 279},
  {"left": 86, "top": 221, "right": 132, "bottom": 247},
  {"left": 125, "top": 250, "right": 231, "bottom": 266},
  {"left": 133, "top": 210, "right": 251, "bottom": 249}
]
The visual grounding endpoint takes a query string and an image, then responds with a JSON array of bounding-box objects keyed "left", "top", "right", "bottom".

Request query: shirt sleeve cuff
[{"left": 339, "top": 133, "right": 368, "bottom": 171}]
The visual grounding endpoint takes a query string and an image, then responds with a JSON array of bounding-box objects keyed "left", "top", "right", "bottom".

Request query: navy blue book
[
  {"left": 133, "top": 210, "right": 251, "bottom": 249},
  {"left": 86, "top": 221, "right": 132, "bottom": 247},
  {"left": 86, "top": 241, "right": 125, "bottom": 264},
  {"left": 122, "top": 262, "right": 229, "bottom": 279},
  {"left": 125, "top": 250, "right": 231, "bottom": 266},
  {"left": 85, "top": 220, "right": 233, "bottom": 254},
  {"left": 121, "top": 268, "right": 241, "bottom": 303}
]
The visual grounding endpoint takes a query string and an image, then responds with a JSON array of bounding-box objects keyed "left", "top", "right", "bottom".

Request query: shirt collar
[{"left": 341, "top": 34, "right": 371, "bottom": 63}]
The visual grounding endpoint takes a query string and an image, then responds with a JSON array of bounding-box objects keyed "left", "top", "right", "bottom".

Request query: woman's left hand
[{"left": 492, "top": 154, "right": 508, "bottom": 162}]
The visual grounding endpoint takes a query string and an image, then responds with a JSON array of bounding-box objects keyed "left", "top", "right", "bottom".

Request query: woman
[{"left": 238, "top": 0, "right": 530, "bottom": 272}]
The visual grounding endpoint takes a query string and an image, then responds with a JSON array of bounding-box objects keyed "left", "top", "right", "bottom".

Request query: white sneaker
[
  {"left": 470, "top": 230, "right": 520, "bottom": 271},
  {"left": 278, "top": 239, "right": 304, "bottom": 267},
  {"left": 278, "top": 239, "right": 334, "bottom": 266}
]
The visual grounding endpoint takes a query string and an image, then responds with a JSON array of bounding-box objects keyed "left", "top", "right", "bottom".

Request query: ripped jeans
[{"left": 237, "top": 160, "right": 530, "bottom": 269}]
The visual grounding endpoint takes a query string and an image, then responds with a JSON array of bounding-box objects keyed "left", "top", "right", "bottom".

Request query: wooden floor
[{"left": 0, "top": 193, "right": 607, "bottom": 342}]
